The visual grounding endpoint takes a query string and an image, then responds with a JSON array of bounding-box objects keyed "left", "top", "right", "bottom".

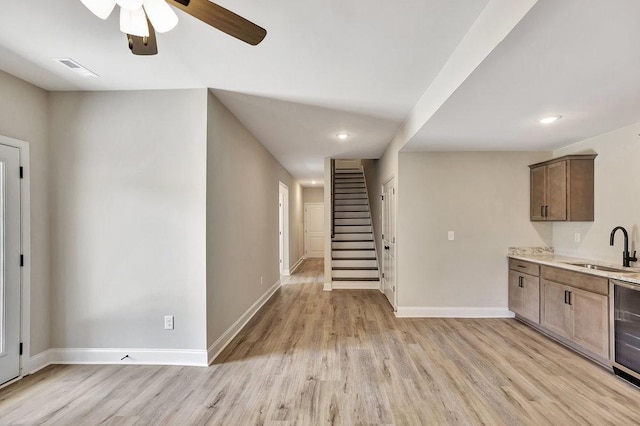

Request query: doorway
[
  {"left": 304, "top": 203, "right": 324, "bottom": 258},
  {"left": 382, "top": 177, "right": 396, "bottom": 309},
  {"left": 278, "top": 182, "right": 289, "bottom": 275},
  {"left": 0, "top": 143, "right": 22, "bottom": 385}
]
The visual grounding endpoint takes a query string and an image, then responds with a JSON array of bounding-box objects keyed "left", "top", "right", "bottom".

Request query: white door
[
  {"left": 304, "top": 203, "right": 324, "bottom": 258},
  {"left": 279, "top": 193, "right": 285, "bottom": 275},
  {"left": 0, "top": 144, "right": 21, "bottom": 385},
  {"left": 382, "top": 178, "right": 396, "bottom": 308}
]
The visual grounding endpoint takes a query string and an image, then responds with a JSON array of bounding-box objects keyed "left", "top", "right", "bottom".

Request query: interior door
[
  {"left": 304, "top": 203, "right": 324, "bottom": 258},
  {"left": 279, "top": 193, "right": 284, "bottom": 274},
  {"left": 382, "top": 178, "right": 396, "bottom": 308},
  {"left": 0, "top": 144, "right": 21, "bottom": 385}
]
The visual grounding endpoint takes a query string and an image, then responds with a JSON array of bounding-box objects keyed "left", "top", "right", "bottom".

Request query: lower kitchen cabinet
[
  {"left": 540, "top": 276, "right": 609, "bottom": 360},
  {"left": 509, "top": 270, "right": 540, "bottom": 324}
]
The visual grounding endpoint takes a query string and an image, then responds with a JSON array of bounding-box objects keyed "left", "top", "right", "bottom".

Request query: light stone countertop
[{"left": 508, "top": 252, "right": 640, "bottom": 286}]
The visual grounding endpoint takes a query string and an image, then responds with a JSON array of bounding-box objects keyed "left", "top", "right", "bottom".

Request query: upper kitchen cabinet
[{"left": 529, "top": 154, "right": 597, "bottom": 222}]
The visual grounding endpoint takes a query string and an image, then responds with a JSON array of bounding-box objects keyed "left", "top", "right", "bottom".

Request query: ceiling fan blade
[
  {"left": 128, "top": 18, "right": 158, "bottom": 55},
  {"left": 167, "top": 0, "right": 266, "bottom": 46}
]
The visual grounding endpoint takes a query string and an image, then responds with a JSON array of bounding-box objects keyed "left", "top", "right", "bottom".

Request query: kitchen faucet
[{"left": 610, "top": 226, "right": 637, "bottom": 267}]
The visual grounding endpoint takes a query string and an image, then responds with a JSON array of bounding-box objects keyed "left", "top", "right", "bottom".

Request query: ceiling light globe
[
  {"left": 538, "top": 115, "right": 562, "bottom": 124},
  {"left": 337, "top": 133, "right": 349, "bottom": 140}
]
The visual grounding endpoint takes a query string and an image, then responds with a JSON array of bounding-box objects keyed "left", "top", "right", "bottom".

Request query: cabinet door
[
  {"left": 530, "top": 165, "right": 546, "bottom": 221},
  {"left": 571, "top": 288, "right": 609, "bottom": 359},
  {"left": 541, "top": 279, "right": 572, "bottom": 338},
  {"left": 520, "top": 274, "right": 540, "bottom": 324},
  {"left": 509, "top": 271, "right": 523, "bottom": 316},
  {"left": 546, "top": 161, "right": 567, "bottom": 220}
]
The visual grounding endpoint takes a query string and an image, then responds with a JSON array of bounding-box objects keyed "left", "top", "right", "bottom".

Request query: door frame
[
  {"left": 381, "top": 176, "right": 397, "bottom": 310},
  {"left": 304, "top": 202, "right": 324, "bottom": 258},
  {"left": 0, "top": 135, "right": 30, "bottom": 384},
  {"left": 278, "top": 182, "right": 290, "bottom": 275}
]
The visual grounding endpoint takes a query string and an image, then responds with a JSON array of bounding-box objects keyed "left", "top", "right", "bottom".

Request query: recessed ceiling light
[
  {"left": 538, "top": 115, "right": 562, "bottom": 124},
  {"left": 312, "top": 181, "right": 316, "bottom": 184},
  {"left": 336, "top": 133, "right": 349, "bottom": 140}
]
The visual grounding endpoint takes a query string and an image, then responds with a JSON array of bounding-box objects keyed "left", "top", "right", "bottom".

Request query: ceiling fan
[{"left": 80, "top": 0, "right": 267, "bottom": 55}]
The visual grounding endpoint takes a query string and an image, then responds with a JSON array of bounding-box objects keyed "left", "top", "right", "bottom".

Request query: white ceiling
[
  {"left": 0, "top": 0, "right": 488, "bottom": 185},
  {"left": 406, "top": 0, "right": 640, "bottom": 151}
]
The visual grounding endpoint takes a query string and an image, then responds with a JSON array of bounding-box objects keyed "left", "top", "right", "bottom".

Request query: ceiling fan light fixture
[
  {"left": 143, "top": 0, "right": 178, "bottom": 33},
  {"left": 80, "top": 0, "right": 117, "bottom": 19},
  {"left": 120, "top": 6, "right": 149, "bottom": 37},
  {"left": 116, "top": 0, "right": 144, "bottom": 10},
  {"left": 538, "top": 115, "right": 562, "bottom": 124}
]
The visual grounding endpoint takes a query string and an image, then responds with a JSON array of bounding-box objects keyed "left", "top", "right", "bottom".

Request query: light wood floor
[{"left": 1, "top": 258, "right": 640, "bottom": 425}]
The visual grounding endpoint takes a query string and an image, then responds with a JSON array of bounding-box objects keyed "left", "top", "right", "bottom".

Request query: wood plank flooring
[{"left": 1, "top": 258, "right": 640, "bottom": 425}]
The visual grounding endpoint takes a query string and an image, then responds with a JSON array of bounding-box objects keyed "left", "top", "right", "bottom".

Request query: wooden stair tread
[{"left": 331, "top": 277, "right": 380, "bottom": 281}]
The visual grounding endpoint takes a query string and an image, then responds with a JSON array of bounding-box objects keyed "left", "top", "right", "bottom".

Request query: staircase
[{"left": 331, "top": 167, "right": 380, "bottom": 288}]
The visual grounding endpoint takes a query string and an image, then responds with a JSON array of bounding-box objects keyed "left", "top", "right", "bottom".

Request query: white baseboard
[
  {"left": 24, "top": 349, "right": 53, "bottom": 375},
  {"left": 283, "top": 256, "right": 304, "bottom": 276},
  {"left": 207, "top": 279, "right": 281, "bottom": 364},
  {"left": 323, "top": 282, "right": 332, "bottom": 291},
  {"left": 395, "top": 307, "right": 515, "bottom": 318},
  {"left": 332, "top": 280, "right": 380, "bottom": 290},
  {"left": 23, "top": 347, "right": 207, "bottom": 374}
]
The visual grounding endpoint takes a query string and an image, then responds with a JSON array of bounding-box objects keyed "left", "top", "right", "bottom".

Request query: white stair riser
[
  {"left": 332, "top": 269, "right": 379, "bottom": 279},
  {"left": 335, "top": 225, "right": 372, "bottom": 233},
  {"left": 335, "top": 199, "right": 368, "bottom": 206},
  {"left": 332, "top": 259, "right": 378, "bottom": 268},
  {"left": 335, "top": 218, "right": 370, "bottom": 225},
  {"left": 332, "top": 241, "right": 375, "bottom": 249},
  {"left": 334, "top": 179, "right": 364, "bottom": 184},
  {"left": 335, "top": 169, "right": 361, "bottom": 174},
  {"left": 335, "top": 193, "right": 367, "bottom": 199},
  {"left": 334, "top": 173, "right": 363, "bottom": 178},
  {"left": 334, "top": 211, "right": 370, "bottom": 219},
  {"left": 333, "top": 233, "right": 373, "bottom": 241},
  {"left": 332, "top": 250, "right": 376, "bottom": 258},
  {"left": 335, "top": 205, "right": 368, "bottom": 212}
]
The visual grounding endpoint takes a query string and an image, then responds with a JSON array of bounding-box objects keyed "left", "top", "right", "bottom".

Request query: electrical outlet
[
  {"left": 574, "top": 232, "right": 581, "bottom": 243},
  {"left": 448, "top": 231, "right": 455, "bottom": 241},
  {"left": 164, "top": 315, "right": 174, "bottom": 330},
  {"left": 260, "top": 276, "right": 264, "bottom": 286}
]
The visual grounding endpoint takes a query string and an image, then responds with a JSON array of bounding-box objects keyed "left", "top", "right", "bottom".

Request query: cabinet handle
[
  {"left": 541, "top": 205, "right": 544, "bottom": 217},
  {"left": 567, "top": 291, "right": 572, "bottom": 306},
  {"left": 518, "top": 276, "right": 523, "bottom": 287},
  {"left": 545, "top": 205, "right": 549, "bottom": 217},
  {"left": 564, "top": 290, "right": 568, "bottom": 304}
]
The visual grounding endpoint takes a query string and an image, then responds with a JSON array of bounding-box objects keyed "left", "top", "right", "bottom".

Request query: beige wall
[
  {"left": 361, "top": 159, "right": 382, "bottom": 269},
  {"left": 397, "top": 151, "right": 552, "bottom": 310},
  {"left": 0, "top": 71, "right": 51, "bottom": 356},
  {"left": 206, "top": 91, "right": 303, "bottom": 350},
  {"left": 552, "top": 122, "right": 640, "bottom": 265},
  {"left": 303, "top": 187, "right": 323, "bottom": 204},
  {"left": 49, "top": 89, "right": 208, "bottom": 350}
]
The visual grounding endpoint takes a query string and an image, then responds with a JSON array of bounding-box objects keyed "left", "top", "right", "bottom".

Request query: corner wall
[
  {"left": 48, "top": 89, "right": 208, "bottom": 354},
  {"left": 206, "top": 91, "right": 303, "bottom": 358},
  {"left": 552, "top": 122, "right": 640, "bottom": 264},
  {"left": 396, "top": 151, "right": 552, "bottom": 315},
  {"left": 0, "top": 70, "right": 51, "bottom": 356}
]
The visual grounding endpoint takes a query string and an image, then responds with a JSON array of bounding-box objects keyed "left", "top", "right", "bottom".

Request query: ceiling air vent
[{"left": 53, "top": 58, "right": 99, "bottom": 78}]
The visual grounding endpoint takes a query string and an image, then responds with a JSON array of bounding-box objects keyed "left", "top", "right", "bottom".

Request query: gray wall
[
  {"left": 0, "top": 70, "right": 51, "bottom": 356},
  {"left": 552, "top": 123, "right": 640, "bottom": 264},
  {"left": 397, "top": 151, "right": 552, "bottom": 309},
  {"left": 303, "top": 187, "right": 323, "bottom": 204},
  {"left": 48, "top": 89, "right": 208, "bottom": 350},
  {"left": 206, "top": 91, "right": 303, "bottom": 350}
]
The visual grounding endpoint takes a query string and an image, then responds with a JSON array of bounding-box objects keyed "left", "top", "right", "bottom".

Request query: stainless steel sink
[{"left": 564, "top": 262, "right": 635, "bottom": 273}]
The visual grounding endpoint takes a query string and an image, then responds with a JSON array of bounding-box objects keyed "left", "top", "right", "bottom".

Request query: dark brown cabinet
[{"left": 529, "top": 154, "right": 596, "bottom": 222}]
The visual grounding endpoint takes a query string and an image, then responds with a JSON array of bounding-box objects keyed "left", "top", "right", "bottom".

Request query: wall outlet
[
  {"left": 574, "top": 232, "right": 581, "bottom": 243},
  {"left": 448, "top": 231, "right": 455, "bottom": 241},
  {"left": 164, "top": 315, "right": 174, "bottom": 330},
  {"left": 260, "top": 276, "right": 264, "bottom": 286}
]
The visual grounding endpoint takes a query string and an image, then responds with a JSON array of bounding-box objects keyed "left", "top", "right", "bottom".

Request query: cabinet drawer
[
  {"left": 509, "top": 259, "right": 540, "bottom": 276},
  {"left": 541, "top": 266, "right": 608, "bottom": 295}
]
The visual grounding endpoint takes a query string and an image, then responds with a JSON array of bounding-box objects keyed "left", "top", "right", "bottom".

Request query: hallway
[{"left": 1, "top": 259, "right": 639, "bottom": 424}]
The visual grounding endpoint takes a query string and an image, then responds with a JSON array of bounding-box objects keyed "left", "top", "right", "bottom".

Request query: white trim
[
  {"left": 282, "top": 256, "right": 304, "bottom": 276},
  {"left": 278, "top": 182, "right": 290, "bottom": 275},
  {"left": 395, "top": 307, "right": 515, "bottom": 318},
  {"left": 323, "top": 282, "right": 332, "bottom": 291},
  {"left": 24, "top": 350, "right": 52, "bottom": 375},
  {"left": 24, "top": 348, "right": 207, "bottom": 369},
  {"left": 0, "top": 136, "right": 31, "bottom": 379},
  {"left": 207, "top": 279, "right": 281, "bottom": 364},
  {"left": 332, "top": 281, "right": 380, "bottom": 290}
]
